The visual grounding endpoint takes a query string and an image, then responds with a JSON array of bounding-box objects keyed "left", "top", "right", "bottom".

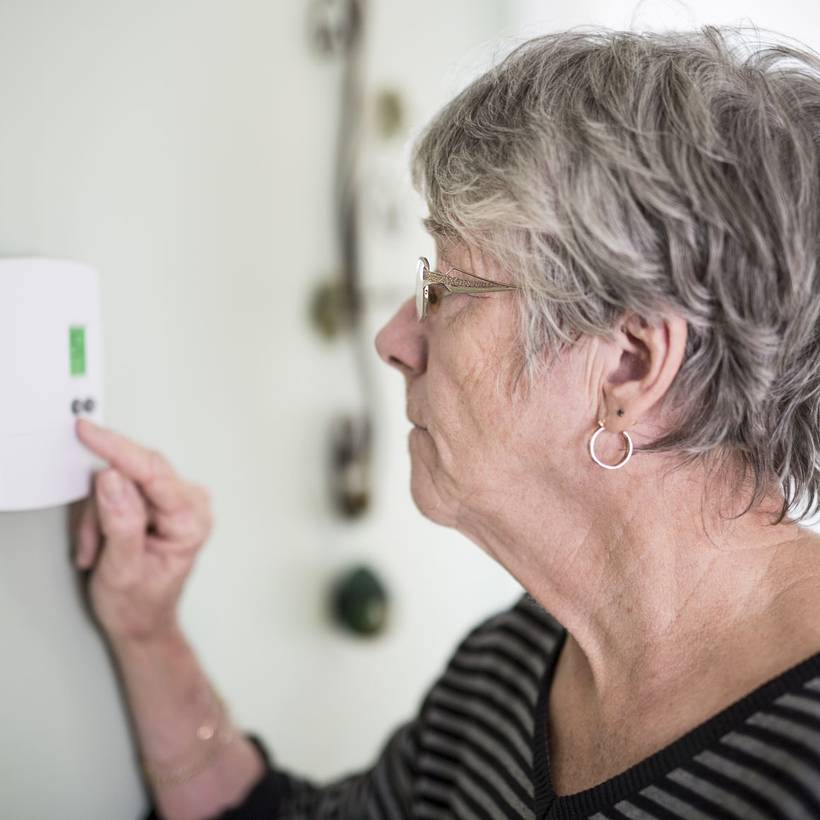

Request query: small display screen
[{"left": 69, "top": 326, "right": 86, "bottom": 377}]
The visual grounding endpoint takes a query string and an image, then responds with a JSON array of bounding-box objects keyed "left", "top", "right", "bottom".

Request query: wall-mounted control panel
[{"left": 0, "top": 258, "right": 104, "bottom": 511}]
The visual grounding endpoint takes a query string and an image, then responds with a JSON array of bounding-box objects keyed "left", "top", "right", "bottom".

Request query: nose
[{"left": 374, "top": 297, "right": 427, "bottom": 377}]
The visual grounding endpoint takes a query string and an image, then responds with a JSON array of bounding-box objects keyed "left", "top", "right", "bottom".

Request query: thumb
[{"left": 94, "top": 469, "right": 148, "bottom": 586}]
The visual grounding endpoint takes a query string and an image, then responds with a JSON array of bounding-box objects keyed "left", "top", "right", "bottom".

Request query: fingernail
[{"left": 101, "top": 471, "right": 124, "bottom": 504}]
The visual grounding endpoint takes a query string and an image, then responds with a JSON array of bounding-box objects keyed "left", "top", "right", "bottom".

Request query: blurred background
[{"left": 1, "top": 1, "right": 819, "bottom": 817}]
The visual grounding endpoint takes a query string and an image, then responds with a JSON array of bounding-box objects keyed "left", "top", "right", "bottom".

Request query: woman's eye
[{"left": 427, "top": 285, "right": 445, "bottom": 311}]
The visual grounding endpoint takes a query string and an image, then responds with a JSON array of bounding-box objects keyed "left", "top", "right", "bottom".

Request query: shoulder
[
  {"left": 457, "top": 590, "right": 565, "bottom": 654},
  {"left": 415, "top": 590, "right": 566, "bottom": 719}
]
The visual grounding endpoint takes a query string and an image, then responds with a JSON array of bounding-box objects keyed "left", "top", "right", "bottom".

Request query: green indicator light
[{"left": 69, "top": 326, "right": 86, "bottom": 377}]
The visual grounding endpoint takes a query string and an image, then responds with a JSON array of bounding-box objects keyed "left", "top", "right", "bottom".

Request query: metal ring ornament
[{"left": 588, "top": 419, "right": 633, "bottom": 470}]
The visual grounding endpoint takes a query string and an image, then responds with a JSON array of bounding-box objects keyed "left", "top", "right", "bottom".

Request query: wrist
[
  {"left": 108, "top": 621, "right": 187, "bottom": 659},
  {"left": 140, "top": 687, "right": 238, "bottom": 792}
]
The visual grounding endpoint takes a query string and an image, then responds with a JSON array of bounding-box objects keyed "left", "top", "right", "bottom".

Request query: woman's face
[{"left": 375, "top": 241, "right": 606, "bottom": 541}]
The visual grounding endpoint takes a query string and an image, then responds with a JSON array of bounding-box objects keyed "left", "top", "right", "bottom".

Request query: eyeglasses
[{"left": 415, "top": 256, "right": 520, "bottom": 321}]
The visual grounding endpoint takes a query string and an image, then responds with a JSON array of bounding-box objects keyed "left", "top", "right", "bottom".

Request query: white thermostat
[{"left": 0, "top": 258, "right": 104, "bottom": 511}]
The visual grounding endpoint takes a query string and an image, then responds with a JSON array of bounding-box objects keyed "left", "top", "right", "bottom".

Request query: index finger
[{"left": 75, "top": 418, "right": 181, "bottom": 508}]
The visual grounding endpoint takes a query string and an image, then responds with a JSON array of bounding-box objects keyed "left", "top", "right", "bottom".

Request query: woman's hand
[{"left": 71, "top": 418, "right": 214, "bottom": 646}]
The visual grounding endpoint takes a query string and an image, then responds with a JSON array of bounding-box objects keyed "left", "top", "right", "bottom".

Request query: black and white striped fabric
[{"left": 146, "top": 591, "right": 820, "bottom": 819}]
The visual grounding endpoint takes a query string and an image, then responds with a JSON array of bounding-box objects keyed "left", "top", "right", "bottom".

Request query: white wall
[
  {"left": 0, "top": 2, "right": 521, "bottom": 818},
  {"left": 507, "top": 0, "right": 820, "bottom": 48}
]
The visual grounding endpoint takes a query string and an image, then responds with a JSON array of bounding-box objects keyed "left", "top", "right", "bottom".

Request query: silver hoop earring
[{"left": 588, "top": 419, "right": 633, "bottom": 470}]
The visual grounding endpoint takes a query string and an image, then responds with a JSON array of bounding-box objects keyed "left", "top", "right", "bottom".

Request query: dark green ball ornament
[{"left": 331, "top": 564, "right": 389, "bottom": 636}]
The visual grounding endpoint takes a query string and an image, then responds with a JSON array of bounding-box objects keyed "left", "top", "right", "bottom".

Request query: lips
[
  {"left": 407, "top": 412, "right": 427, "bottom": 430},
  {"left": 407, "top": 398, "right": 427, "bottom": 430}
]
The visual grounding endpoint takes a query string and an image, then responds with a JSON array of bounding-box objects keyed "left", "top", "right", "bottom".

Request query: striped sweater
[{"left": 145, "top": 591, "right": 820, "bottom": 819}]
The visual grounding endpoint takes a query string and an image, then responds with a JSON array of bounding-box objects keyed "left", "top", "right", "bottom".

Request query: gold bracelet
[{"left": 140, "top": 688, "right": 239, "bottom": 790}]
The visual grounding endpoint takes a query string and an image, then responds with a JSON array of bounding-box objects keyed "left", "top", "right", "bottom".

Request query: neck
[{"left": 458, "top": 459, "right": 815, "bottom": 714}]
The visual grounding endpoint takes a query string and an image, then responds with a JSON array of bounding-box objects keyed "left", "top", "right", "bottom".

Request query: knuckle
[
  {"left": 147, "top": 448, "right": 171, "bottom": 481},
  {"left": 106, "top": 512, "right": 142, "bottom": 536},
  {"left": 188, "top": 482, "right": 213, "bottom": 519},
  {"left": 180, "top": 506, "right": 210, "bottom": 546},
  {"left": 102, "top": 567, "right": 139, "bottom": 592},
  {"left": 93, "top": 469, "right": 112, "bottom": 499},
  {"left": 191, "top": 484, "right": 212, "bottom": 517}
]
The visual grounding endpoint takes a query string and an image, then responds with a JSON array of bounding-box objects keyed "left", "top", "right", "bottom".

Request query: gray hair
[{"left": 411, "top": 26, "right": 820, "bottom": 527}]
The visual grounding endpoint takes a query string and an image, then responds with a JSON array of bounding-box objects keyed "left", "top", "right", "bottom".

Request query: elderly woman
[{"left": 73, "top": 26, "right": 820, "bottom": 820}]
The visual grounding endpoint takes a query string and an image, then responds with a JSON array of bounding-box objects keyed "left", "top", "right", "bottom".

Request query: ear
[{"left": 599, "top": 310, "right": 688, "bottom": 433}]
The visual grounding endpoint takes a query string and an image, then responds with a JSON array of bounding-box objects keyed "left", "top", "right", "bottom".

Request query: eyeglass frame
[{"left": 415, "top": 256, "right": 520, "bottom": 321}]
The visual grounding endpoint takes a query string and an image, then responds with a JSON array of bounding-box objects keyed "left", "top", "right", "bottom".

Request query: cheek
[
  {"left": 430, "top": 336, "right": 509, "bottom": 461},
  {"left": 426, "top": 296, "right": 527, "bottom": 457},
  {"left": 456, "top": 319, "right": 518, "bottom": 424}
]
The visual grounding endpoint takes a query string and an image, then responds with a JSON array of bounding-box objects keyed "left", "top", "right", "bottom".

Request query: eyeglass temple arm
[
  {"left": 442, "top": 284, "right": 519, "bottom": 294},
  {"left": 424, "top": 270, "right": 519, "bottom": 293}
]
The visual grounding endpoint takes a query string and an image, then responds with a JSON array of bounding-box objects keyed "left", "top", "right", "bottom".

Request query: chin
[{"left": 409, "top": 455, "right": 453, "bottom": 527}]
